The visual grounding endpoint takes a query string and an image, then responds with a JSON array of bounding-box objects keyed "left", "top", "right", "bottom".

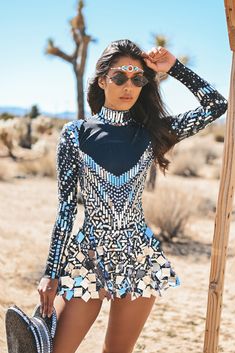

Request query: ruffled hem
[
  {"left": 57, "top": 274, "right": 181, "bottom": 302},
  {"left": 57, "top": 225, "right": 181, "bottom": 302}
]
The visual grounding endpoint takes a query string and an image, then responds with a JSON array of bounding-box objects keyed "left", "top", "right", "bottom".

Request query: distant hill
[
  {"left": 0, "top": 106, "right": 91, "bottom": 120},
  {"left": 0, "top": 105, "right": 226, "bottom": 123},
  {"left": 0, "top": 106, "right": 29, "bottom": 116}
]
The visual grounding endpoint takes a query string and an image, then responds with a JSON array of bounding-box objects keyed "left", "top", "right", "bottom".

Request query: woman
[{"left": 37, "top": 39, "right": 227, "bottom": 353}]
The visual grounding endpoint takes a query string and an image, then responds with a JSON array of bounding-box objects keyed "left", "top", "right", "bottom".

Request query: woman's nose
[{"left": 123, "top": 78, "right": 134, "bottom": 89}]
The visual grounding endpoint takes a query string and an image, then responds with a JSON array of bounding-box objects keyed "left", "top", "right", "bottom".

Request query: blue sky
[{"left": 0, "top": 0, "right": 231, "bottom": 117}]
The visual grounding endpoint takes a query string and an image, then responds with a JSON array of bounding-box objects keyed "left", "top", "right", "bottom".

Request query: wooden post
[{"left": 203, "top": 1, "right": 235, "bottom": 352}]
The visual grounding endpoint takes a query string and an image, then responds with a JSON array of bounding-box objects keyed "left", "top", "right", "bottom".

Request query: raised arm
[
  {"left": 43, "top": 120, "right": 82, "bottom": 279},
  {"left": 165, "top": 59, "right": 228, "bottom": 142}
]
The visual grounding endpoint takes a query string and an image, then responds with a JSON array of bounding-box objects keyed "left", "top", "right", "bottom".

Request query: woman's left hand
[{"left": 141, "top": 47, "right": 177, "bottom": 73}]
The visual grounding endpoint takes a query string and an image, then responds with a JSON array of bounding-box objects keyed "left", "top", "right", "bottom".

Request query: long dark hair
[{"left": 87, "top": 39, "right": 178, "bottom": 175}]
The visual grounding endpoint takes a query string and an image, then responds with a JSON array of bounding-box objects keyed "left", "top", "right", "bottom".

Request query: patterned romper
[{"left": 43, "top": 59, "right": 227, "bottom": 302}]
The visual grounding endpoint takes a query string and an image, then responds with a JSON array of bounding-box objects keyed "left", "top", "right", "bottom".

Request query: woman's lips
[{"left": 120, "top": 97, "right": 133, "bottom": 100}]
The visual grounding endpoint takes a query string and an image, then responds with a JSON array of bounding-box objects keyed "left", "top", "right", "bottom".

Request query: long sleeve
[
  {"left": 165, "top": 59, "right": 228, "bottom": 142},
  {"left": 43, "top": 121, "right": 81, "bottom": 279}
]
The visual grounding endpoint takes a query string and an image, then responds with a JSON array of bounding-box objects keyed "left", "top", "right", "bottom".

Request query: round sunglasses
[{"left": 105, "top": 72, "right": 149, "bottom": 87}]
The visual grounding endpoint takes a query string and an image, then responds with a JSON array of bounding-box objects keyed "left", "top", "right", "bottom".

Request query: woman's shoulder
[
  {"left": 62, "top": 119, "right": 84, "bottom": 133},
  {"left": 59, "top": 120, "right": 85, "bottom": 148}
]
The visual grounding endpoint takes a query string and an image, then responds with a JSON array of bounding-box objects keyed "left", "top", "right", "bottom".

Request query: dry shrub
[
  {"left": 169, "top": 150, "right": 204, "bottom": 177},
  {"left": 194, "top": 195, "right": 216, "bottom": 218},
  {"left": 18, "top": 149, "right": 56, "bottom": 178},
  {"left": 31, "top": 115, "right": 54, "bottom": 138},
  {"left": 195, "top": 122, "right": 214, "bottom": 137},
  {"left": 169, "top": 140, "right": 221, "bottom": 177},
  {"left": 0, "top": 165, "right": 8, "bottom": 181},
  {"left": 30, "top": 116, "right": 71, "bottom": 144},
  {"left": 195, "top": 122, "right": 225, "bottom": 141},
  {"left": 0, "top": 115, "right": 69, "bottom": 154},
  {"left": 0, "top": 112, "right": 15, "bottom": 120},
  {"left": 189, "top": 144, "right": 219, "bottom": 165},
  {"left": 143, "top": 185, "right": 193, "bottom": 242},
  {"left": 52, "top": 118, "right": 70, "bottom": 130},
  {"left": 0, "top": 141, "right": 9, "bottom": 157},
  {"left": 0, "top": 160, "right": 14, "bottom": 181},
  {"left": 0, "top": 116, "right": 31, "bottom": 153},
  {"left": 211, "top": 124, "right": 225, "bottom": 142},
  {"left": 211, "top": 164, "right": 222, "bottom": 180}
]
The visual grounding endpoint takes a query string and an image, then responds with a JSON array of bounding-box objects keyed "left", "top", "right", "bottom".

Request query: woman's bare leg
[
  {"left": 52, "top": 294, "right": 103, "bottom": 353},
  {"left": 102, "top": 294, "right": 157, "bottom": 353}
]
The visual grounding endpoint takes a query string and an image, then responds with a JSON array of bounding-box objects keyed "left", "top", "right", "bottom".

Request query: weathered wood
[
  {"left": 224, "top": 0, "right": 235, "bottom": 50},
  {"left": 203, "top": 2, "right": 235, "bottom": 349}
]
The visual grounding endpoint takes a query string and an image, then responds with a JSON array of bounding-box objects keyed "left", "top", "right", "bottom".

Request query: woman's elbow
[
  {"left": 213, "top": 97, "right": 228, "bottom": 118},
  {"left": 219, "top": 98, "right": 228, "bottom": 116}
]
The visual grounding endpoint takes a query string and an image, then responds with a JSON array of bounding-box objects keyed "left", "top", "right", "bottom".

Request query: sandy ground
[{"left": 0, "top": 169, "right": 234, "bottom": 353}]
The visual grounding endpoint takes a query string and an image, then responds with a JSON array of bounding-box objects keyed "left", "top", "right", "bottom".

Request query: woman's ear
[{"left": 98, "top": 76, "right": 105, "bottom": 90}]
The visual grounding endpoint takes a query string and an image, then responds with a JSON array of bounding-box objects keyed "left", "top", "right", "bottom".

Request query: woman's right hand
[
  {"left": 141, "top": 47, "right": 176, "bottom": 74},
  {"left": 37, "top": 277, "right": 59, "bottom": 318}
]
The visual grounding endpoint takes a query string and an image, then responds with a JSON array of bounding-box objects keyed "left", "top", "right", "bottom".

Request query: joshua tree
[
  {"left": 45, "top": 1, "right": 96, "bottom": 119},
  {"left": 146, "top": 34, "right": 190, "bottom": 191}
]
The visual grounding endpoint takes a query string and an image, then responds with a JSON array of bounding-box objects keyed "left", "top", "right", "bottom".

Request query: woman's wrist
[{"left": 166, "top": 58, "right": 180, "bottom": 74}]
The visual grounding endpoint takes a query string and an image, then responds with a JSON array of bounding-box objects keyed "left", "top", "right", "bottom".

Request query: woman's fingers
[
  {"left": 37, "top": 277, "right": 58, "bottom": 317},
  {"left": 47, "top": 293, "right": 55, "bottom": 318},
  {"left": 142, "top": 47, "right": 167, "bottom": 64},
  {"left": 142, "top": 47, "right": 176, "bottom": 73},
  {"left": 38, "top": 288, "right": 55, "bottom": 317},
  {"left": 141, "top": 51, "right": 149, "bottom": 58},
  {"left": 143, "top": 58, "right": 158, "bottom": 71},
  {"left": 148, "top": 46, "right": 162, "bottom": 56},
  {"left": 38, "top": 285, "right": 49, "bottom": 317},
  {"left": 141, "top": 47, "right": 160, "bottom": 58},
  {"left": 37, "top": 285, "right": 45, "bottom": 314},
  {"left": 38, "top": 291, "right": 44, "bottom": 314}
]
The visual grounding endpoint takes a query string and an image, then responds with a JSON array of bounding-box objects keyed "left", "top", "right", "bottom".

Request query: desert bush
[
  {"left": 0, "top": 112, "right": 15, "bottom": 120},
  {"left": 18, "top": 149, "right": 56, "bottom": 178},
  {"left": 0, "top": 160, "right": 13, "bottom": 181},
  {"left": 194, "top": 196, "right": 216, "bottom": 218},
  {"left": 31, "top": 116, "right": 54, "bottom": 143},
  {"left": 52, "top": 117, "right": 72, "bottom": 131},
  {"left": 195, "top": 121, "right": 225, "bottom": 140},
  {"left": 189, "top": 144, "right": 219, "bottom": 165},
  {"left": 0, "top": 165, "right": 7, "bottom": 181},
  {"left": 0, "top": 117, "right": 31, "bottom": 151},
  {"left": 169, "top": 150, "right": 204, "bottom": 177},
  {"left": 143, "top": 185, "right": 193, "bottom": 242},
  {"left": 211, "top": 124, "right": 225, "bottom": 142},
  {"left": 211, "top": 164, "right": 222, "bottom": 180},
  {"left": 170, "top": 140, "right": 220, "bottom": 177}
]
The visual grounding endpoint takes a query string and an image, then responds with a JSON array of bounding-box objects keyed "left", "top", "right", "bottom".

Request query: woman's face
[{"left": 98, "top": 56, "right": 144, "bottom": 111}]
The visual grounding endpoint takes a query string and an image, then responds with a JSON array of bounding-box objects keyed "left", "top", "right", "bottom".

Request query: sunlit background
[{"left": 0, "top": 0, "right": 231, "bottom": 118}]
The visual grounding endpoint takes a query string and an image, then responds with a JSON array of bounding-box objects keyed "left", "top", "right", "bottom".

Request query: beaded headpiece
[{"left": 110, "top": 64, "right": 144, "bottom": 73}]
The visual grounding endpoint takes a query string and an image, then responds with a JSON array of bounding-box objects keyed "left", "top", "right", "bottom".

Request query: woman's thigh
[
  {"left": 52, "top": 294, "right": 103, "bottom": 353},
  {"left": 102, "top": 293, "right": 157, "bottom": 353}
]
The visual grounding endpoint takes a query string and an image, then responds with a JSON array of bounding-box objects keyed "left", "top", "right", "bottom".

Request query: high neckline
[{"left": 97, "top": 106, "right": 134, "bottom": 126}]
